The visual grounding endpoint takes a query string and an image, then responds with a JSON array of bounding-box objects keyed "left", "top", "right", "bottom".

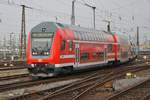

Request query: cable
[{"left": 111, "top": 0, "right": 138, "bottom": 10}]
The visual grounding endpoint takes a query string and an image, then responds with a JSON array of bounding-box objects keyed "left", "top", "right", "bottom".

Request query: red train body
[{"left": 26, "top": 22, "right": 136, "bottom": 77}]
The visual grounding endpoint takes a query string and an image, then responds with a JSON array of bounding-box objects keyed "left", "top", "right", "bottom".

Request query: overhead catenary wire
[{"left": 0, "top": 0, "right": 149, "bottom": 32}]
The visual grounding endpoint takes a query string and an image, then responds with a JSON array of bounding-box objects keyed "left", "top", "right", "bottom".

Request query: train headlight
[
  {"left": 31, "top": 64, "right": 34, "bottom": 68},
  {"left": 44, "top": 52, "right": 49, "bottom": 55},
  {"left": 32, "top": 52, "right": 37, "bottom": 55}
]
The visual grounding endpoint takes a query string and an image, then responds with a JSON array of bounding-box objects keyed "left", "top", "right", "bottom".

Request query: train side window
[
  {"left": 93, "top": 52, "right": 97, "bottom": 58},
  {"left": 102, "top": 34, "right": 104, "bottom": 41},
  {"left": 98, "top": 33, "right": 101, "bottom": 40},
  {"left": 100, "top": 33, "right": 102, "bottom": 41},
  {"left": 97, "top": 33, "right": 100, "bottom": 41},
  {"left": 84, "top": 32, "right": 87, "bottom": 40},
  {"left": 74, "top": 31, "right": 78, "bottom": 40},
  {"left": 80, "top": 53, "right": 89, "bottom": 61},
  {"left": 108, "top": 44, "right": 112, "bottom": 53},
  {"left": 95, "top": 33, "right": 97, "bottom": 41},
  {"left": 93, "top": 33, "right": 96, "bottom": 40},
  {"left": 75, "top": 31, "right": 79, "bottom": 40},
  {"left": 61, "top": 40, "right": 66, "bottom": 50},
  {"left": 91, "top": 33, "right": 94, "bottom": 41},
  {"left": 103, "top": 34, "right": 105, "bottom": 42},
  {"left": 78, "top": 32, "right": 82, "bottom": 40},
  {"left": 96, "top": 52, "right": 104, "bottom": 60},
  {"left": 88, "top": 33, "right": 91, "bottom": 40},
  {"left": 93, "top": 32, "right": 97, "bottom": 40},
  {"left": 81, "top": 32, "right": 84, "bottom": 40},
  {"left": 96, "top": 33, "right": 99, "bottom": 40},
  {"left": 87, "top": 33, "right": 90, "bottom": 40},
  {"left": 84, "top": 32, "right": 88, "bottom": 40}
]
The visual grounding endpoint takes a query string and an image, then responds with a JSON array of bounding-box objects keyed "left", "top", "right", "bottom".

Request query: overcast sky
[{"left": 0, "top": 0, "right": 150, "bottom": 44}]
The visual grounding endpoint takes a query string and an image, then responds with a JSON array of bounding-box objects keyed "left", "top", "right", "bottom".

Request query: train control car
[{"left": 26, "top": 22, "right": 136, "bottom": 77}]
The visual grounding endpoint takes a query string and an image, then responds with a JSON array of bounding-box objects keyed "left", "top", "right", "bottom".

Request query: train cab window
[
  {"left": 61, "top": 40, "right": 66, "bottom": 50},
  {"left": 80, "top": 53, "right": 89, "bottom": 61}
]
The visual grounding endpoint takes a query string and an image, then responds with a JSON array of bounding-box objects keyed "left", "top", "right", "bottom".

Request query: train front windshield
[{"left": 31, "top": 33, "right": 53, "bottom": 56}]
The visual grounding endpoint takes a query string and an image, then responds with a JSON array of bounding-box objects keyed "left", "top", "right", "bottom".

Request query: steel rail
[{"left": 38, "top": 63, "right": 150, "bottom": 100}]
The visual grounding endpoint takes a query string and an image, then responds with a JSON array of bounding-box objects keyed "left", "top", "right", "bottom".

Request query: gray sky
[{"left": 0, "top": 0, "right": 150, "bottom": 44}]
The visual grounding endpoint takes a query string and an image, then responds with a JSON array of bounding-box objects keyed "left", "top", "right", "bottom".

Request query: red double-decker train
[{"left": 26, "top": 22, "right": 137, "bottom": 77}]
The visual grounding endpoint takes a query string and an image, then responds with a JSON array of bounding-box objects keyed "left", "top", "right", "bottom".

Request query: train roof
[
  {"left": 31, "top": 21, "right": 112, "bottom": 35},
  {"left": 31, "top": 21, "right": 114, "bottom": 42},
  {"left": 57, "top": 22, "right": 114, "bottom": 42},
  {"left": 31, "top": 22, "right": 57, "bottom": 33}
]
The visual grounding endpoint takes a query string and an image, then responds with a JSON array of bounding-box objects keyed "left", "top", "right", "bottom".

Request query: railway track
[
  {"left": 106, "top": 78, "right": 150, "bottom": 100},
  {"left": 0, "top": 61, "right": 25, "bottom": 66},
  {"left": 0, "top": 73, "right": 29, "bottom": 81},
  {"left": 0, "top": 58, "right": 142, "bottom": 85},
  {"left": 0, "top": 66, "right": 26, "bottom": 71},
  {"left": 8, "top": 63, "right": 150, "bottom": 100},
  {"left": 141, "top": 93, "right": 150, "bottom": 100},
  {"left": 38, "top": 63, "right": 150, "bottom": 100},
  {"left": 0, "top": 66, "right": 109, "bottom": 93}
]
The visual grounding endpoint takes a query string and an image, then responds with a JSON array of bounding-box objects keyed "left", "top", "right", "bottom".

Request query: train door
[{"left": 75, "top": 43, "right": 80, "bottom": 67}]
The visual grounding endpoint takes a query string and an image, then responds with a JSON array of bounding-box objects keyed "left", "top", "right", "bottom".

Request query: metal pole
[
  {"left": 107, "top": 21, "right": 110, "bottom": 32},
  {"left": 137, "top": 26, "right": 139, "bottom": 54},
  {"left": 71, "top": 0, "right": 76, "bottom": 25},
  {"left": 20, "top": 5, "right": 25, "bottom": 60},
  {"left": 84, "top": 3, "right": 96, "bottom": 29},
  {"left": 3, "top": 36, "right": 6, "bottom": 60},
  {"left": 10, "top": 33, "right": 12, "bottom": 49},
  {"left": 23, "top": 5, "right": 26, "bottom": 59},
  {"left": 93, "top": 7, "right": 96, "bottom": 29}
]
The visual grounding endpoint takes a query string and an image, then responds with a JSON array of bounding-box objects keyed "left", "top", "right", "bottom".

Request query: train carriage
[{"left": 26, "top": 21, "right": 136, "bottom": 77}]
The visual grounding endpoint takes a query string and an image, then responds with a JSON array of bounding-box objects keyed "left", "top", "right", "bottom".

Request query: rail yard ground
[{"left": 0, "top": 51, "right": 149, "bottom": 100}]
